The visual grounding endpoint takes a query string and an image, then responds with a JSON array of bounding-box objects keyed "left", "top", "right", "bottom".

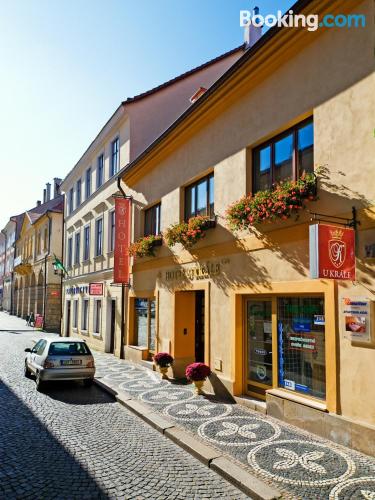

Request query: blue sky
[{"left": 0, "top": 0, "right": 292, "bottom": 228}]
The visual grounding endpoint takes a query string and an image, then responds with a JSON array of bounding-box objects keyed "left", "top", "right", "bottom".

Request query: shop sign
[
  {"left": 340, "top": 296, "right": 372, "bottom": 343},
  {"left": 292, "top": 318, "right": 311, "bottom": 332},
  {"left": 310, "top": 224, "right": 355, "bottom": 280},
  {"left": 114, "top": 198, "right": 131, "bottom": 284},
  {"left": 256, "top": 365, "right": 267, "bottom": 381},
  {"left": 66, "top": 285, "right": 89, "bottom": 295},
  {"left": 164, "top": 260, "right": 226, "bottom": 282},
  {"left": 289, "top": 334, "right": 316, "bottom": 352},
  {"left": 89, "top": 283, "right": 103, "bottom": 296}
]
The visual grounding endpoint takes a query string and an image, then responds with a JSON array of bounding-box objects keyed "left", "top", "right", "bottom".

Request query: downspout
[{"left": 43, "top": 213, "right": 52, "bottom": 330}]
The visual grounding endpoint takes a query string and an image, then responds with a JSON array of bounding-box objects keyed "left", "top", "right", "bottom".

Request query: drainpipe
[{"left": 43, "top": 212, "right": 52, "bottom": 330}]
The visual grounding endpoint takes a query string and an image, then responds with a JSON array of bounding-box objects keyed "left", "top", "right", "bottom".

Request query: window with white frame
[
  {"left": 68, "top": 188, "right": 74, "bottom": 215},
  {"left": 73, "top": 299, "right": 78, "bottom": 329},
  {"left": 109, "top": 210, "right": 115, "bottom": 252},
  {"left": 97, "top": 154, "right": 104, "bottom": 188},
  {"left": 82, "top": 299, "right": 89, "bottom": 331},
  {"left": 67, "top": 237, "right": 73, "bottom": 268},
  {"left": 74, "top": 231, "right": 81, "bottom": 265},
  {"left": 94, "top": 300, "right": 102, "bottom": 334},
  {"left": 110, "top": 137, "right": 119, "bottom": 177},
  {"left": 83, "top": 225, "right": 90, "bottom": 261},
  {"left": 95, "top": 218, "right": 103, "bottom": 256},
  {"left": 76, "top": 179, "right": 82, "bottom": 207},
  {"left": 85, "top": 167, "right": 91, "bottom": 199}
]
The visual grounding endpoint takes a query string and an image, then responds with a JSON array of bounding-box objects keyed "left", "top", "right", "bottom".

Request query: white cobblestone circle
[
  {"left": 198, "top": 415, "right": 281, "bottom": 447},
  {"left": 103, "top": 370, "right": 145, "bottom": 381},
  {"left": 119, "top": 377, "right": 166, "bottom": 392},
  {"left": 164, "top": 400, "right": 233, "bottom": 422},
  {"left": 329, "top": 476, "right": 375, "bottom": 499},
  {"left": 140, "top": 387, "right": 195, "bottom": 405},
  {"left": 247, "top": 439, "right": 356, "bottom": 487}
]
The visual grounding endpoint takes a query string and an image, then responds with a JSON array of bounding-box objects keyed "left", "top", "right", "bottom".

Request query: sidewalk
[
  {"left": 0, "top": 311, "right": 40, "bottom": 332},
  {"left": 94, "top": 351, "right": 375, "bottom": 500}
]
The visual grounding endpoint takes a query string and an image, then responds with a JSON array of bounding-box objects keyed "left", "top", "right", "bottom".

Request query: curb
[{"left": 94, "top": 377, "right": 281, "bottom": 500}]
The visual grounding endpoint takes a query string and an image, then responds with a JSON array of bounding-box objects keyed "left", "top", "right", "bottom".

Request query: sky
[{"left": 0, "top": 0, "right": 292, "bottom": 228}]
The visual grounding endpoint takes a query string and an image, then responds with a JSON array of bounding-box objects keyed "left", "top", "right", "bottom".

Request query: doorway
[
  {"left": 65, "top": 301, "right": 71, "bottom": 337},
  {"left": 245, "top": 299, "right": 273, "bottom": 399},
  {"left": 109, "top": 299, "right": 116, "bottom": 354},
  {"left": 195, "top": 291, "right": 205, "bottom": 362}
]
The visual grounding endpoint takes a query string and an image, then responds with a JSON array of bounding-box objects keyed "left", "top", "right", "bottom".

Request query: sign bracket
[{"left": 309, "top": 206, "right": 360, "bottom": 230}]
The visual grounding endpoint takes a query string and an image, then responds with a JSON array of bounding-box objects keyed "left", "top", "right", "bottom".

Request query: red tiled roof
[{"left": 26, "top": 195, "right": 64, "bottom": 225}]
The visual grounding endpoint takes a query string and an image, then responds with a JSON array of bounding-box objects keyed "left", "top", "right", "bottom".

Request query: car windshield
[{"left": 48, "top": 342, "right": 91, "bottom": 356}]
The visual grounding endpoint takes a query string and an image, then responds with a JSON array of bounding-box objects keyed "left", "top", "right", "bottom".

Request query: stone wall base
[{"left": 266, "top": 392, "right": 375, "bottom": 457}]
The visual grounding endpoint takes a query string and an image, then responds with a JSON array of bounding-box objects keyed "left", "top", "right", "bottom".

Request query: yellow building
[
  {"left": 14, "top": 185, "right": 64, "bottom": 332},
  {"left": 119, "top": 0, "right": 375, "bottom": 454}
]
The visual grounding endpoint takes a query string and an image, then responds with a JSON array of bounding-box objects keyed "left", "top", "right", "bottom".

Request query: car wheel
[
  {"left": 35, "top": 372, "right": 44, "bottom": 392},
  {"left": 83, "top": 378, "right": 93, "bottom": 387},
  {"left": 24, "top": 363, "right": 32, "bottom": 378}
]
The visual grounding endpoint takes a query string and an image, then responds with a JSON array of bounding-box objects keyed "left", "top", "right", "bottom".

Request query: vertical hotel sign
[
  {"left": 114, "top": 198, "right": 131, "bottom": 284},
  {"left": 310, "top": 224, "right": 355, "bottom": 280}
]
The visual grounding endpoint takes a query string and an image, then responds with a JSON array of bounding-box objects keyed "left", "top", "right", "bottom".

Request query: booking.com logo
[{"left": 240, "top": 9, "right": 366, "bottom": 32}]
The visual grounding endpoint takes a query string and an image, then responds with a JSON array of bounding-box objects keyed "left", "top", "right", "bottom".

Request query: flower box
[
  {"left": 129, "top": 234, "right": 163, "bottom": 258},
  {"left": 165, "top": 216, "right": 216, "bottom": 249}
]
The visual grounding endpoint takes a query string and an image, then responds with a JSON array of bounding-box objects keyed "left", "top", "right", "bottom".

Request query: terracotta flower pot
[
  {"left": 193, "top": 379, "right": 204, "bottom": 395},
  {"left": 159, "top": 366, "right": 168, "bottom": 379}
]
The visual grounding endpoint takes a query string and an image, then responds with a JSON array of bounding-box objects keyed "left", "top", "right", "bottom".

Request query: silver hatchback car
[{"left": 24, "top": 337, "right": 95, "bottom": 391}]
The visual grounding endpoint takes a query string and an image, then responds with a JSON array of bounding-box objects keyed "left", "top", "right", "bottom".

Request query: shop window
[
  {"left": 82, "top": 299, "right": 89, "bottom": 331},
  {"left": 134, "top": 298, "right": 156, "bottom": 352},
  {"left": 73, "top": 300, "right": 78, "bottom": 329},
  {"left": 277, "top": 296, "right": 325, "bottom": 400},
  {"left": 185, "top": 173, "right": 214, "bottom": 221},
  {"left": 144, "top": 203, "right": 161, "bottom": 236},
  {"left": 253, "top": 119, "right": 313, "bottom": 193},
  {"left": 94, "top": 300, "right": 102, "bottom": 334}
]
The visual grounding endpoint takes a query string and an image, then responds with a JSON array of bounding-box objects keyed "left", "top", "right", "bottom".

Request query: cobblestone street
[{"left": 0, "top": 319, "right": 248, "bottom": 499}]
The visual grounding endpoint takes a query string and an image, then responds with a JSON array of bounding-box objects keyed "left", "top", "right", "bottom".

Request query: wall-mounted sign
[
  {"left": 50, "top": 290, "right": 60, "bottom": 297},
  {"left": 340, "top": 296, "right": 372, "bottom": 343},
  {"left": 89, "top": 283, "right": 103, "bottom": 296},
  {"left": 114, "top": 197, "right": 132, "bottom": 284},
  {"left": 310, "top": 224, "right": 355, "bottom": 280},
  {"left": 164, "top": 260, "right": 228, "bottom": 282},
  {"left": 292, "top": 318, "right": 311, "bottom": 333},
  {"left": 289, "top": 334, "right": 316, "bottom": 352},
  {"left": 66, "top": 285, "right": 89, "bottom": 295}
]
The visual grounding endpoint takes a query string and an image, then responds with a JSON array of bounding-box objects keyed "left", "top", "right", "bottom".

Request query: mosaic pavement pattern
[{"left": 94, "top": 352, "right": 375, "bottom": 500}]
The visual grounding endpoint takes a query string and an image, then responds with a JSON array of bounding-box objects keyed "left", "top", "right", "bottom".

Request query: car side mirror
[{"left": 24, "top": 348, "right": 32, "bottom": 353}]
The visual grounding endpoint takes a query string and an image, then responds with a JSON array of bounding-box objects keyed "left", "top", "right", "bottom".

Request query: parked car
[{"left": 24, "top": 338, "right": 95, "bottom": 391}]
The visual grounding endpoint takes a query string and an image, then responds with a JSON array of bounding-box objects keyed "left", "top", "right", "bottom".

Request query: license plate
[{"left": 60, "top": 359, "right": 82, "bottom": 366}]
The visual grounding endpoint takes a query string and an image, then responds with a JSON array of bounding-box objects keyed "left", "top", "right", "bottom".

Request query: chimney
[
  {"left": 43, "top": 189, "right": 47, "bottom": 204},
  {"left": 37, "top": 200, "right": 41, "bottom": 207},
  {"left": 46, "top": 182, "right": 51, "bottom": 202},
  {"left": 244, "top": 7, "right": 262, "bottom": 47},
  {"left": 53, "top": 178, "right": 62, "bottom": 198}
]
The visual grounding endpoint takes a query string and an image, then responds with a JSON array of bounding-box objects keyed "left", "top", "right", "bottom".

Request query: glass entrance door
[{"left": 246, "top": 299, "right": 273, "bottom": 398}]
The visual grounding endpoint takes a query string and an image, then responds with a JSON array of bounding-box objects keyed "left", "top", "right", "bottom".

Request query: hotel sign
[
  {"left": 310, "top": 224, "right": 355, "bottom": 280},
  {"left": 114, "top": 197, "right": 132, "bottom": 284},
  {"left": 164, "top": 260, "right": 224, "bottom": 282}
]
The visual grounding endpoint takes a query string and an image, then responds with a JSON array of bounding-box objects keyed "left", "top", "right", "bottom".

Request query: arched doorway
[
  {"left": 22, "top": 275, "right": 30, "bottom": 318},
  {"left": 36, "top": 271, "right": 44, "bottom": 316},
  {"left": 29, "top": 273, "right": 36, "bottom": 316}
]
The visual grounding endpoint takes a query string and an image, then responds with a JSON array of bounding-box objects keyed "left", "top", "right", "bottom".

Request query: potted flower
[
  {"left": 153, "top": 352, "right": 174, "bottom": 379},
  {"left": 226, "top": 172, "right": 318, "bottom": 231},
  {"left": 129, "top": 234, "right": 163, "bottom": 258},
  {"left": 165, "top": 216, "right": 215, "bottom": 249},
  {"left": 185, "top": 362, "right": 211, "bottom": 394}
]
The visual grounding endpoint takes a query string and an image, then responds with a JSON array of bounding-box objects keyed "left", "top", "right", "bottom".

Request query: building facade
[
  {"left": 119, "top": 0, "right": 375, "bottom": 454},
  {"left": 13, "top": 187, "right": 64, "bottom": 332},
  {"left": 60, "top": 46, "right": 245, "bottom": 356}
]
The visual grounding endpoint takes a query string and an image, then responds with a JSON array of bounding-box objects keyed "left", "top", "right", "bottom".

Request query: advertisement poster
[{"left": 340, "top": 297, "right": 372, "bottom": 343}]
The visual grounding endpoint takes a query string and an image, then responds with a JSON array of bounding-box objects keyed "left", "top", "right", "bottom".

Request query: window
[
  {"left": 94, "top": 300, "right": 102, "bottom": 334},
  {"left": 185, "top": 173, "right": 214, "bottom": 221},
  {"left": 85, "top": 168, "right": 91, "bottom": 199},
  {"left": 33, "top": 339, "right": 47, "bottom": 355},
  {"left": 67, "top": 237, "right": 73, "bottom": 268},
  {"left": 277, "top": 296, "right": 325, "bottom": 400},
  {"left": 110, "top": 137, "right": 119, "bottom": 177},
  {"left": 68, "top": 188, "right": 74, "bottom": 215},
  {"left": 253, "top": 119, "right": 314, "bottom": 193},
  {"left": 73, "top": 299, "right": 78, "bottom": 328},
  {"left": 95, "top": 218, "right": 103, "bottom": 256},
  {"left": 43, "top": 227, "right": 48, "bottom": 252},
  {"left": 109, "top": 211, "right": 115, "bottom": 252},
  {"left": 134, "top": 298, "right": 156, "bottom": 353},
  {"left": 74, "top": 232, "right": 81, "bottom": 265},
  {"left": 82, "top": 299, "right": 89, "bottom": 331},
  {"left": 83, "top": 225, "right": 90, "bottom": 261},
  {"left": 144, "top": 203, "right": 161, "bottom": 236},
  {"left": 48, "top": 341, "right": 91, "bottom": 356},
  {"left": 76, "top": 179, "right": 82, "bottom": 207},
  {"left": 97, "top": 154, "right": 104, "bottom": 188}
]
